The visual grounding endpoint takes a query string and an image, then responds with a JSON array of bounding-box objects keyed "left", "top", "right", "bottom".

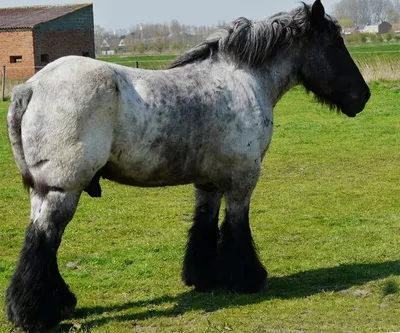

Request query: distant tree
[
  {"left": 136, "top": 42, "right": 148, "bottom": 54},
  {"left": 369, "top": 0, "right": 393, "bottom": 23},
  {"left": 124, "top": 32, "right": 136, "bottom": 52},
  {"left": 333, "top": 0, "right": 396, "bottom": 25},
  {"left": 339, "top": 18, "right": 355, "bottom": 28},
  {"left": 170, "top": 19, "right": 182, "bottom": 37},
  {"left": 94, "top": 25, "right": 105, "bottom": 55},
  {"left": 153, "top": 38, "right": 167, "bottom": 53},
  {"left": 361, "top": 33, "right": 368, "bottom": 42},
  {"left": 388, "top": 10, "right": 400, "bottom": 22}
]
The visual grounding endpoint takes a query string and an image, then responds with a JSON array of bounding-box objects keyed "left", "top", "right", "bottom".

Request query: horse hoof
[
  {"left": 60, "top": 303, "right": 76, "bottom": 320},
  {"left": 6, "top": 281, "right": 77, "bottom": 333},
  {"left": 231, "top": 276, "right": 268, "bottom": 293},
  {"left": 184, "top": 278, "right": 217, "bottom": 292},
  {"left": 218, "top": 264, "right": 268, "bottom": 294},
  {"left": 182, "top": 266, "right": 217, "bottom": 292}
]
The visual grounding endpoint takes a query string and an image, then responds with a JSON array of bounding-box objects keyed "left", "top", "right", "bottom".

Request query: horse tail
[{"left": 7, "top": 84, "right": 34, "bottom": 190}]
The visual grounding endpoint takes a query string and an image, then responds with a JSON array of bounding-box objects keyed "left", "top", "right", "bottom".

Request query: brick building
[{"left": 0, "top": 3, "right": 95, "bottom": 80}]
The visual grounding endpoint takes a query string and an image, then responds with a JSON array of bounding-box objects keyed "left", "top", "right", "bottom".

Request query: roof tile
[{"left": 0, "top": 3, "right": 92, "bottom": 30}]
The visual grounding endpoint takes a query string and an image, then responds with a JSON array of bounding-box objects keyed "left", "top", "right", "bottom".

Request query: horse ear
[{"left": 311, "top": 0, "right": 325, "bottom": 26}]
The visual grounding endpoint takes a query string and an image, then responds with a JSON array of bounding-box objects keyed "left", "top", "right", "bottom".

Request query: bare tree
[
  {"left": 333, "top": 0, "right": 398, "bottom": 25},
  {"left": 368, "top": 0, "right": 393, "bottom": 23}
]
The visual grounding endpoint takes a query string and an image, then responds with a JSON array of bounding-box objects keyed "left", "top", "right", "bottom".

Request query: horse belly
[{"left": 101, "top": 147, "right": 203, "bottom": 187}]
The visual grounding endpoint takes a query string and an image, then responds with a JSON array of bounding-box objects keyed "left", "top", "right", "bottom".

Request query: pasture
[
  {"left": 0, "top": 79, "right": 399, "bottom": 332},
  {"left": 348, "top": 43, "right": 400, "bottom": 81}
]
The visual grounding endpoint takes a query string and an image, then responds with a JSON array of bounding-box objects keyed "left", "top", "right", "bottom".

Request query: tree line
[
  {"left": 333, "top": 0, "right": 400, "bottom": 26},
  {"left": 95, "top": 2, "right": 400, "bottom": 56},
  {"left": 94, "top": 20, "right": 225, "bottom": 55}
]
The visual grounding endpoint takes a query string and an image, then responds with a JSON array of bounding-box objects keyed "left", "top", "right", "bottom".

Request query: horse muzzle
[{"left": 341, "top": 88, "right": 371, "bottom": 118}]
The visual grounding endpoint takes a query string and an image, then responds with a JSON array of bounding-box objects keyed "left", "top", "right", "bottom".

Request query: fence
[
  {"left": 100, "top": 60, "right": 172, "bottom": 70},
  {"left": 1, "top": 65, "right": 46, "bottom": 101},
  {"left": 1, "top": 59, "right": 172, "bottom": 100}
]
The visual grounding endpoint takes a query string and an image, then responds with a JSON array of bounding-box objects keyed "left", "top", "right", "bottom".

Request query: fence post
[
  {"left": 136, "top": 61, "right": 139, "bottom": 68},
  {"left": 1, "top": 66, "right": 5, "bottom": 102}
]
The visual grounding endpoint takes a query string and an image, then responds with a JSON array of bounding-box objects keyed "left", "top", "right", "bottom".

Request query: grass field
[
  {"left": 0, "top": 80, "right": 399, "bottom": 332},
  {"left": 97, "top": 54, "right": 178, "bottom": 70},
  {"left": 347, "top": 43, "right": 400, "bottom": 53}
]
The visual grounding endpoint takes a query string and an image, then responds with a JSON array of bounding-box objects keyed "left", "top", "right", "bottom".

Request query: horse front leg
[
  {"left": 183, "top": 184, "right": 222, "bottom": 291},
  {"left": 6, "top": 190, "right": 80, "bottom": 333},
  {"left": 218, "top": 182, "right": 267, "bottom": 293}
]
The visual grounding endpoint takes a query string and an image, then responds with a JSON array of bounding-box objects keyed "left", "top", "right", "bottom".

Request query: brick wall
[
  {"left": 0, "top": 30, "right": 36, "bottom": 80},
  {"left": 33, "top": 30, "right": 95, "bottom": 68}
]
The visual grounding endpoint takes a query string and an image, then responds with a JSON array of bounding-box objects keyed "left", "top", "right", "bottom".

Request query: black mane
[{"left": 168, "top": 4, "right": 340, "bottom": 69}]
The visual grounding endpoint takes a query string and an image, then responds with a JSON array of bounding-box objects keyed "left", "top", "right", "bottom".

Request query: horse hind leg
[
  {"left": 6, "top": 189, "right": 80, "bottom": 333},
  {"left": 183, "top": 184, "right": 222, "bottom": 291},
  {"left": 217, "top": 179, "right": 267, "bottom": 293}
]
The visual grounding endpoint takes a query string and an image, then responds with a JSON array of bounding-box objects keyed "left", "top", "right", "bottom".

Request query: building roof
[
  {"left": 0, "top": 3, "right": 92, "bottom": 30},
  {"left": 365, "top": 21, "right": 392, "bottom": 28}
]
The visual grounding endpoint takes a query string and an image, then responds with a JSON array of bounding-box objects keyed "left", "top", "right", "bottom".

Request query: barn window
[
  {"left": 82, "top": 52, "right": 90, "bottom": 57},
  {"left": 41, "top": 54, "right": 49, "bottom": 63},
  {"left": 10, "top": 56, "right": 22, "bottom": 63}
]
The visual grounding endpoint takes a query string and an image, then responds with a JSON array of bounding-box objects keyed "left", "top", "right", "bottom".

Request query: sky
[{"left": 1, "top": 0, "right": 339, "bottom": 30}]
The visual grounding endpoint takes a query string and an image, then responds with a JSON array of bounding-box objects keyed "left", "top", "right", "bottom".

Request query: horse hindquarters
[
  {"left": 6, "top": 60, "right": 117, "bottom": 331},
  {"left": 6, "top": 190, "right": 80, "bottom": 333}
]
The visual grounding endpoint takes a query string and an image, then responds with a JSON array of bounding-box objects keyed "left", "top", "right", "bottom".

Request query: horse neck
[{"left": 259, "top": 49, "right": 301, "bottom": 106}]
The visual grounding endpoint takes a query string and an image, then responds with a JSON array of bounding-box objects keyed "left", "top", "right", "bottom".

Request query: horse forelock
[{"left": 169, "top": 3, "right": 333, "bottom": 69}]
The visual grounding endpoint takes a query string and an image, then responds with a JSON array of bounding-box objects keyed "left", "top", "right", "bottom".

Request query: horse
[{"left": 6, "top": 1, "right": 370, "bottom": 331}]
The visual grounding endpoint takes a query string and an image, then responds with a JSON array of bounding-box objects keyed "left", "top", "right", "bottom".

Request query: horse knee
[{"left": 30, "top": 189, "right": 80, "bottom": 235}]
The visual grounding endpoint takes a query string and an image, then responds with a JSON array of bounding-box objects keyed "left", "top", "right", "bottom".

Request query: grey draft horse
[{"left": 6, "top": 1, "right": 370, "bottom": 331}]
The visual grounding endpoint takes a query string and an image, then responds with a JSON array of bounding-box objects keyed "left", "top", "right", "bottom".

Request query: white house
[{"left": 361, "top": 22, "right": 392, "bottom": 34}]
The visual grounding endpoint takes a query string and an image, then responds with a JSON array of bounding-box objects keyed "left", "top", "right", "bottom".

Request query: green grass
[
  {"left": 0, "top": 82, "right": 399, "bottom": 332},
  {"left": 347, "top": 43, "right": 400, "bottom": 53},
  {"left": 348, "top": 43, "right": 400, "bottom": 63},
  {"left": 345, "top": 44, "right": 400, "bottom": 81},
  {"left": 97, "top": 54, "right": 178, "bottom": 70},
  {"left": 98, "top": 54, "right": 178, "bottom": 62}
]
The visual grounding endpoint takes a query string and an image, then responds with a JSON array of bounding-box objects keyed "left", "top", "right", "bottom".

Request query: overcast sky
[{"left": 1, "top": 0, "right": 339, "bottom": 30}]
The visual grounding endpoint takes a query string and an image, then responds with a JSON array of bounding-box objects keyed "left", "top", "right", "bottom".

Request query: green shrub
[
  {"left": 344, "top": 33, "right": 361, "bottom": 43},
  {"left": 361, "top": 33, "right": 368, "bottom": 43}
]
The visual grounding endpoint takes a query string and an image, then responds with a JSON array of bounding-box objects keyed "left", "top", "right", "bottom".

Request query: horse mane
[{"left": 169, "top": 4, "right": 317, "bottom": 69}]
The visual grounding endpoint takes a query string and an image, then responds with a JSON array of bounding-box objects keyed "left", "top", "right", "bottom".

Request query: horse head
[{"left": 299, "top": 0, "right": 370, "bottom": 117}]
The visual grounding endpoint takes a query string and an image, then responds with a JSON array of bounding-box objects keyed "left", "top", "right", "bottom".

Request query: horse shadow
[{"left": 60, "top": 260, "right": 400, "bottom": 331}]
